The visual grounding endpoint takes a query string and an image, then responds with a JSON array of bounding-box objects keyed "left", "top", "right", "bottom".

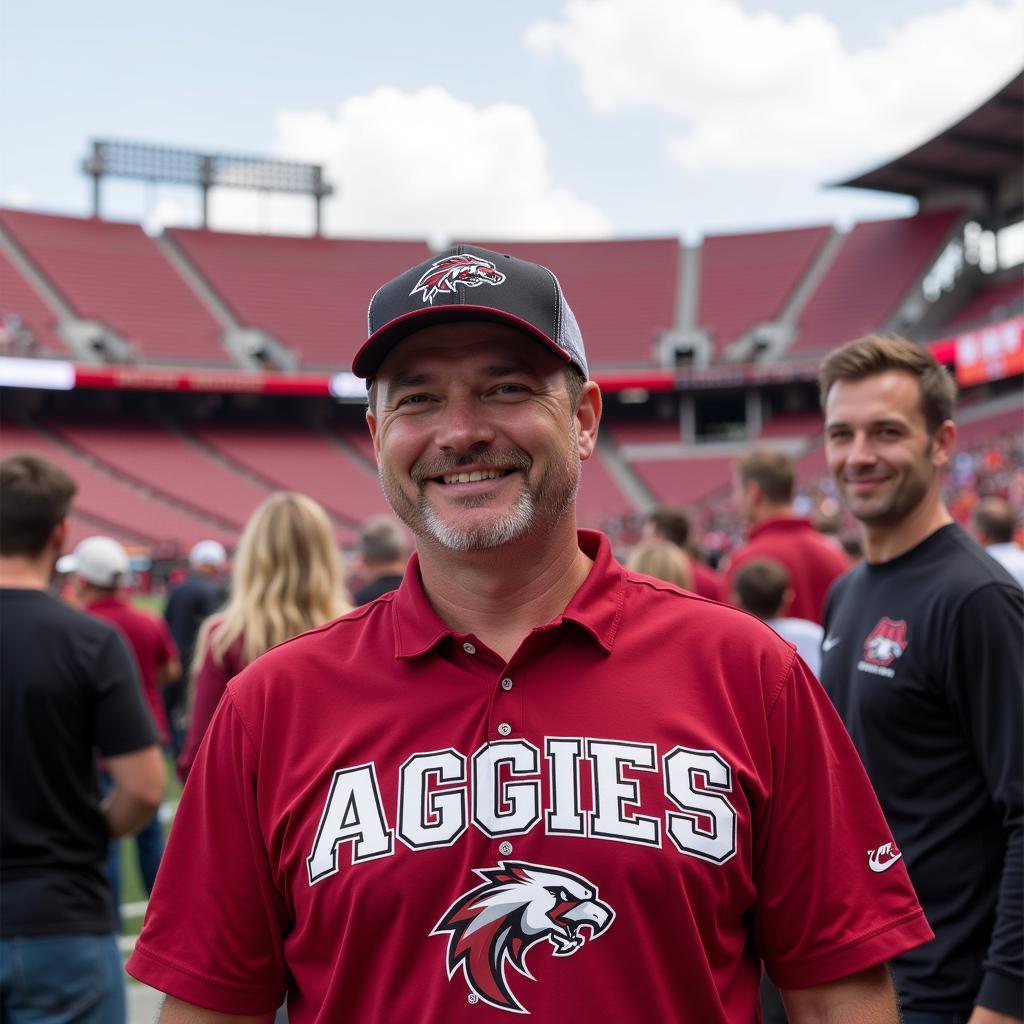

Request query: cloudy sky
[{"left": 2, "top": 0, "right": 1021, "bottom": 243}]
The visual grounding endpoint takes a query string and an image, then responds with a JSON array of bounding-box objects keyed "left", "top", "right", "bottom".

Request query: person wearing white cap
[
  {"left": 66, "top": 536, "right": 180, "bottom": 923},
  {"left": 162, "top": 539, "right": 227, "bottom": 758},
  {"left": 1, "top": 453, "right": 165, "bottom": 1024}
]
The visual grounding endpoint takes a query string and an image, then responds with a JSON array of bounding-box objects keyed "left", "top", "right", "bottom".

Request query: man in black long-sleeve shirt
[{"left": 818, "top": 335, "right": 1023, "bottom": 1024}]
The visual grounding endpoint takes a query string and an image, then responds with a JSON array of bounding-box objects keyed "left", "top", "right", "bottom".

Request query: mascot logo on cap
[
  {"left": 411, "top": 254, "right": 507, "bottom": 305},
  {"left": 432, "top": 860, "right": 614, "bottom": 1014}
]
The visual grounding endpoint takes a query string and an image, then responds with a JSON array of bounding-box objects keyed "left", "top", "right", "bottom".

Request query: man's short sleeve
[
  {"left": 126, "top": 689, "right": 288, "bottom": 1014},
  {"left": 94, "top": 627, "right": 159, "bottom": 756},
  {"left": 755, "top": 657, "right": 933, "bottom": 989}
]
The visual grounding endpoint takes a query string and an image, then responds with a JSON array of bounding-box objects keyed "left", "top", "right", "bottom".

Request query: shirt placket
[{"left": 456, "top": 634, "right": 528, "bottom": 862}]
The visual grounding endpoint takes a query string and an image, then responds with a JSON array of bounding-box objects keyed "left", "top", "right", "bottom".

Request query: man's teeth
[{"left": 441, "top": 469, "right": 508, "bottom": 484}]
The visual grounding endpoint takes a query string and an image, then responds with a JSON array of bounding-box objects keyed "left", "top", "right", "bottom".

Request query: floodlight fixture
[{"left": 81, "top": 139, "right": 335, "bottom": 233}]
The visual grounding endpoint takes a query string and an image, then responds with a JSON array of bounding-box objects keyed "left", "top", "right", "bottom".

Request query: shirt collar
[
  {"left": 391, "top": 529, "right": 624, "bottom": 660},
  {"left": 85, "top": 595, "right": 127, "bottom": 611},
  {"left": 749, "top": 515, "right": 811, "bottom": 539}
]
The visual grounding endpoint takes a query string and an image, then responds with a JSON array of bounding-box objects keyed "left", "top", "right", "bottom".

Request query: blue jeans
[{"left": 0, "top": 933, "right": 124, "bottom": 1024}]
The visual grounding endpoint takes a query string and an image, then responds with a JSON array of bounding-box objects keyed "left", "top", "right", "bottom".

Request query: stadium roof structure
[{"left": 834, "top": 71, "right": 1024, "bottom": 227}]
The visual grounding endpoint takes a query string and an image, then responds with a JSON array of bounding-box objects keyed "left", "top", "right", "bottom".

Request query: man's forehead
[
  {"left": 825, "top": 370, "right": 923, "bottom": 420},
  {"left": 377, "top": 322, "right": 561, "bottom": 380}
]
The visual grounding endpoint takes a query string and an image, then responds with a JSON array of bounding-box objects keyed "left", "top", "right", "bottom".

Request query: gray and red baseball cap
[{"left": 352, "top": 244, "right": 589, "bottom": 380}]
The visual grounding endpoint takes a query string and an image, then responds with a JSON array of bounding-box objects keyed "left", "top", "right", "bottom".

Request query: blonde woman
[
  {"left": 177, "top": 493, "right": 350, "bottom": 782},
  {"left": 625, "top": 537, "right": 694, "bottom": 591}
]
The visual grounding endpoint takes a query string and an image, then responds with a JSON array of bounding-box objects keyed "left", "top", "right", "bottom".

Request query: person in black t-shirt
[
  {"left": 351, "top": 514, "right": 411, "bottom": 605},
  {"left": 0, "top": 453, "right": 166, "bottom": 1024},
  {"left": 818, "top": 336, "right": 1023, "bottom": 1024}
]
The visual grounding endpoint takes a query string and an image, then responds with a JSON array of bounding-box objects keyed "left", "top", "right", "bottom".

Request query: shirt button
[
  {"left": 497, "top": 722, "right": 512, "bottom": 737},
  {"left": 463, "top": 642, "right": 476, "bottom": 655},
  {"left": 499, "top": 841, "right": 513, "bottom": 856},
  {"left": 501, "top": 677, "right": 513, "bottom": 691}
]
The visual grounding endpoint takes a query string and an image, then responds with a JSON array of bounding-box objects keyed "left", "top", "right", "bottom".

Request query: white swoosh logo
[
  {"left": 822, "top": 636, "right": 841, "bottom": 652},
  {"left": 867, "top": 848, "right": 903, "bottom": 873}
]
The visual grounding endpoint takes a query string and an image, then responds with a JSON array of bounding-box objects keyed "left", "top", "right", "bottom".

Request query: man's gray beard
[{"left": 380, "top": 443, "right": 581, "bottom": 553}]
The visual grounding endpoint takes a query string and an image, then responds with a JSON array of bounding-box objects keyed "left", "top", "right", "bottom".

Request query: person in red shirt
[
  {"left": 643, "top": 505, "right": 724, "bottom": 599},
  {"left": 62, "top": 536, "right": 179, "bottom": 911},
  {"left": 129, "top": 246, "right": 930, "bottom": 1023},
  {"left": 724, "top": 448, "right": 849, "bottom": 624}
]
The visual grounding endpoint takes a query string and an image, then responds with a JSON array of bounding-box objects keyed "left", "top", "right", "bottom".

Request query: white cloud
[
  {"left": 270, "top": 86, "right": 611, "bottom": 240},
  {"left": 2, "top": 191, "right": 33, "bottom": 209},
  {"left": 526, "top": 0, "right": 1024, "bottom": 174}
]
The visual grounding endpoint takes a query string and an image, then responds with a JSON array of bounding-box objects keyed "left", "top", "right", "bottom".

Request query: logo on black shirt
[{"left": 858, "top": 617, "right": 908, "bottom": 678}]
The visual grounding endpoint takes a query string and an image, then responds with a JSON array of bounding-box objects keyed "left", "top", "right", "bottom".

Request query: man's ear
[
  {"left": 366, "top": 408, "right": 381, "bottom": 464},
  {"left": 576, "top": 381, "right": 602, "bottom": 462},
  {"left": 931, "top": 419, "right": 956, "bottom": 469}
]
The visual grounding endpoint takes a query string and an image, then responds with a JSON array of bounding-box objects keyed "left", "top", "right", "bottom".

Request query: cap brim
[
  {"left": 56, "top": 554, "right": 78, "bottom": 574},
  {"left": 352, "top": 305, "right": 570, "bottom": 379}
]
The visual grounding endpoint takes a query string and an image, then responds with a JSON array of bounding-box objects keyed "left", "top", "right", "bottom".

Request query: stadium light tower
[{"left": 81, "top": 140, "right": 335, "bottom": 234}]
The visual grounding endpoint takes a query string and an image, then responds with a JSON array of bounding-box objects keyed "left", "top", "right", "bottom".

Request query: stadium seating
[
  {"left": 605, "top": 421, "right": 684, "bottom": 446},
  {"left": 470, "top": 239, "right": 679, "bottom": 368},
  {"left": 758, "top": 411, "right": 823, "bottom": 439},
  {"left": 576, "top": 448, "right": 640, "bottom": 528},
  {"left": 697, "top": 225, "right": 831, "bottom": 355},
  {"left": 0, "top": 210, "right": 225, "bottom": 364},
  {"left": 629, "top": 454, "right": 734, "bottom": 507},
  {"left": 0, "top": 250, "right": 69, "bottom": 355},
  {"left": 187, "top": 423, "right": 390, "bottom": 531},
  {"left": 46, "top": 421, "right": 274, "bottom": 528},
  {"left": 0, "top": 422, "right": 234, "bottom": 548},
  {"left": 166, "top": 230, "right": 431, "bottom": 369},
  {"left": 942, "top": 276, "right": 1023, "bottom": 332},
  {"left": 792, "top": 209, "right": 963, "bottom": 354}
]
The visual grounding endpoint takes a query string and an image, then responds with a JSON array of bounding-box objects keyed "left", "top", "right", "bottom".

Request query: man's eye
[
  {"left": 492, "top": 383, "right": 528, "bottom": 396},
  {"left": 397, "top": 394, "right": 431, "bottom": 407}
]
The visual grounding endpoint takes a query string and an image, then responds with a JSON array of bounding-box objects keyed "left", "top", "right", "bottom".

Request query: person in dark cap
[{"left": 130, "top": 247, "right": 930, "bottom": 1024}]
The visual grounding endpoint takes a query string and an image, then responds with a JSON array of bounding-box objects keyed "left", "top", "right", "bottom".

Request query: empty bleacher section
[
  {"left": 46, "top": 421, "right": 274, "bottom": 529},
  {"left": 943, "top": 275, "right": 1023, "bottom": 332},
  {"left": 697, "top": 225, "right": 831, "bottom": 356},
  {"left": 470, "top": 239, "right": 679, "bottom": 368},
  {"left": 630, "top": 454, "right": 734, "bottom": 508},
  {"left": 757, "top": 411, "right": 823, "bottom": 439},
  {"left": 605, "top": 421, "right": 684, "bottom": 446},
  {"left": 0, "top": 210, "right": 226, "bottom": 364},
  {"left": 792, "top": 209, "right": 963, "bottom": 354},
  {"left": 166, "top": 230, "right": 431, "bottom": 369},
  {"left": 0, "top": 250, "right": 69, "bottom": 356},
  {"left": 576, "top": 448, "right": 640, "bottom": 529},
  {"left": 187, "top": 423, "right": 389, "bottom": 534},
  {"left": 0, "top": 422, "right": 234, "bottom": 549}
]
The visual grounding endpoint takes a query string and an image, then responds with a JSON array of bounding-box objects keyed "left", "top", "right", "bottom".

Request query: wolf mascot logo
[
  {"left": 863, "top": 617, "right": 908, "bottom": 666},
  {"left": 432, "top": 860, "right": 614, "bottom": 1014},
  {"left": 410, "top": 254, "right": 507, "bottom": 305}
]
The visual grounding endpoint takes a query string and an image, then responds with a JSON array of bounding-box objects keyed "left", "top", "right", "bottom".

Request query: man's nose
[
  {"left": 847, "top": 431, "right": 876, "bottom": 466},
  {"left": 433, "top": 394, "right": 496, "bottom": 450}
]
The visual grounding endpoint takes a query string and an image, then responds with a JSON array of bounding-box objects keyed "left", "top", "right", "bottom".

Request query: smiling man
[
  {"left": 129, "top": 248, "right": 931, "bottom": 1023},
  {"left": 818, "top": 335, "right": 1023, "bottom": 1024}
]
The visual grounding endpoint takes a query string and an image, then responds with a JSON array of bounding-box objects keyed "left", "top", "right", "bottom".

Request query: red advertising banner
[{"left": 953, "top": 316, "right": 1024, "bottom": 387}]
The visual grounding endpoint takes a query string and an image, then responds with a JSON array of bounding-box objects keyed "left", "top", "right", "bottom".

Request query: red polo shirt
[
  {"left": 725, "top": 517, "right": 850, "bottom": 624},
  {"left": 86, "top": 596, "right": 177, "bottom": 745},
  {"left": 128, "top": 531, "right": 929, "bottom": 1022}
]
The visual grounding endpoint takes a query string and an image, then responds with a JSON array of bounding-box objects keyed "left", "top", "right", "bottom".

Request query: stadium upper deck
[{"left": 0, "top": 204, "right": 995, "bottom": 372}]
